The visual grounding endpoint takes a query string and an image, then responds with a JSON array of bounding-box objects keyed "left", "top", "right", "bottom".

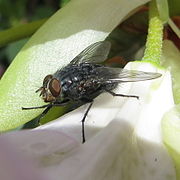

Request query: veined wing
[
  {"left": 70, "top": 41, "right": 111, "bottom": 64},
  {"left": 95, "top": 67, "right": 162, "bottom": 83}
]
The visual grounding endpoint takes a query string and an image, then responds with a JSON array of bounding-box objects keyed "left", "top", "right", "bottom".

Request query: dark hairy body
[
  {"left": 22, "top": 41, "right": 161, "bottom": 143},
  {"left": 54, "top": 63, "right": 117, "bottom": 102}
]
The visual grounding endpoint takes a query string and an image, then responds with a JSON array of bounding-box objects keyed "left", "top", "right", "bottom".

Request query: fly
[{"left": 22, "top": 41, "right": 162, "bottom": 143}]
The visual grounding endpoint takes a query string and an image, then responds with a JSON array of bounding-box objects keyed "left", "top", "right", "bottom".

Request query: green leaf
[
  {"left": 0, "top": 19, "right": 47, "bottom": 47},
  {"left": 168, "top": 0, "right": 180, "bottom": 16},
  {"left": 61, "top": 0, "right": 71, "bottom": 7},
  {"left": 156, "top": 0, "right": 169, "bottom": 23},
  {"left": 5, "top": 38, "right": 29, "bottom": 62},
  {"left": 0, "top": 0, "right": 150, "bottom": 131}
]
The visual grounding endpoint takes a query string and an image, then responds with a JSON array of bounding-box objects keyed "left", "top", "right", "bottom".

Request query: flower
[{"left": 0, "top": 61, "right": 176, "bottom": 180}]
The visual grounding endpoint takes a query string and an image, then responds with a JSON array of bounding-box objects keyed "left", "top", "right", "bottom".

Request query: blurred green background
[
  {"left": 0, "top": 0, "right": 70, "bottom": 78},
  {"left": 0, "top": 0, "right": 179, "bottom": 79}
]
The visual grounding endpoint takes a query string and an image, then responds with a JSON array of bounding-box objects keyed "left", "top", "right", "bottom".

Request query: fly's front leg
[
  {"left": 22, "top": 104, "right": 53, "bottom": 126},
  {"left": 105, "top": 89, "right": 139, "bottom": 99},
  {"left": 81, "top": 100, "right": 94, "bottom": 143},
  {"left": 37, "top": 99, "right": 70, "bottom": 123},
  {"left": 22, "top": 99, "right": 70, "bottom": 125},
  {"left": 38, "top": 104, "right": 53, "bottom": 123}
]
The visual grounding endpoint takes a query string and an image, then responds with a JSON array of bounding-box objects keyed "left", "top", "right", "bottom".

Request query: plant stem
[
  {"left": 168, "top": 18, "right": 180, "bottom": 39},
  {"left": 0, "top": 18, "right": 47, "bottom": 47},
  {"left": 142, "top": 0, "right": 163, "bottom": 65}
]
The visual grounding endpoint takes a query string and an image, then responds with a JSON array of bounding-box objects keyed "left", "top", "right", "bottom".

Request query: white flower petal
[
  {"left": 1, "top": 61, "right": 175, "bottom": 180},
  {"left": 0, "top": 134, "right": 50, "bottom": 180},
  {"left": 33, "top": 62, "right": 176, "bottom": 180}
]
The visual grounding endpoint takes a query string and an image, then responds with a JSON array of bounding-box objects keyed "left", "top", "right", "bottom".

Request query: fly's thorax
[
  {"left": 36, "top": 74, "right": 61, "bottom": 102},
  {"left": 48, "top": 63, "right": 105, "bottom": 101}
]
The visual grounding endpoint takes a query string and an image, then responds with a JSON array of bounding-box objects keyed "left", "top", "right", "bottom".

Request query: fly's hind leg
[
  {"left": 105, "top": 89, "right": 139, "bottom": 99},
  {"left": 81, "top": 100, "right": 94, "bottom": 143}
]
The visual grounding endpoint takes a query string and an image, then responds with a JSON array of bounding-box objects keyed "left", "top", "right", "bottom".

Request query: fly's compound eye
[
  {"left": 49, "top": 78, "right": 61, "bottom": 97},
  {"left": 43, "top": 74, "right": 53, "bottom": 87}
]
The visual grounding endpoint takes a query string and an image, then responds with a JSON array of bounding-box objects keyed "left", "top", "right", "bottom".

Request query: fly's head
[{"left": 36, "top": 75, "right": 61, "bottom": 102}]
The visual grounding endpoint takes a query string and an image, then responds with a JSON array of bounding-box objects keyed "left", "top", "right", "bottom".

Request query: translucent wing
[
  {"left": 70, "top": 41, "right": 111, "bottom": 64},
  {"left": 95, "top": 67, "right": 162, "bottom": 83}
]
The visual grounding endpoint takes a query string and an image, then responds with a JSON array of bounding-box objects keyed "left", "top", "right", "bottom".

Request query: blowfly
[{"left": 22, "top": 41, "right": 162, "bottom": 143}]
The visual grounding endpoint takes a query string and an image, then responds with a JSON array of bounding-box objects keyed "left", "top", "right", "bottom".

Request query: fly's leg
[
  {"left": 22, "top": 99, "right": 70, "bottom": 110},
  {"left": 22, "top": 104, "right": 51, "bottom": 125},
  {"left": 38, "top": 104, "right": 53, "bottom": 123},
  {"left": 82, "top": 101, "right": 93, "bottom": 143},
  {"left": 53, "top": 99, "right": 92, "bottom": 143},
  {"left": 22, "top": 99, "right": 70, "bottom": 125},
  {"left": 51, "top": 100, "right": 70, "bottom": 107},
  {"left": 105, "top": 89, "right": 139, "bottom": 99},
  {"left": 40, "top": 100, "right": 70, "bottom": 122}
]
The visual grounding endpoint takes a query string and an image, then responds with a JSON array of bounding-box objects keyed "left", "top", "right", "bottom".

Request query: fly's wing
[
  {"left": 70, "top": 41, "right": 111, "bottom": 64},
  {"left": 95, "top": 67, "right": 162, "bottom": 83}
]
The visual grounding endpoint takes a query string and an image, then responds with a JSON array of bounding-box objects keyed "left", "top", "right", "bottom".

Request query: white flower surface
[{"left": 0, "top": 62, "right": 176, "bottom": 180}]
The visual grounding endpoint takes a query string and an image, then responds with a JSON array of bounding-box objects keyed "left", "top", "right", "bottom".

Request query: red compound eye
[{"left": 49, "top": 78, "right": 61, "bottom": 97}]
